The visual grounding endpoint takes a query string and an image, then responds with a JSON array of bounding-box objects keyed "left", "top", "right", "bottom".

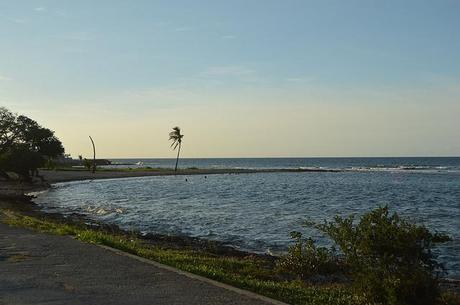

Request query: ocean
[{"left": 34, "top": 157, "right": 460, "bottom": 278}]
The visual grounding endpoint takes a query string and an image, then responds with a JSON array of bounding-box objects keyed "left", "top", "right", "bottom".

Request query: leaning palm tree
[{"left": 169, "top": 126, "right": 184, "bottom": 172}]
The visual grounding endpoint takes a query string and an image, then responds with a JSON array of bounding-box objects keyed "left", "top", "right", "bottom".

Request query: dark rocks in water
[
  {"left": 440, "top": 278, "right": 460, "bottom": 294},
  {"left": 139, "top": 232, "right": 269, "bottom": 259}
]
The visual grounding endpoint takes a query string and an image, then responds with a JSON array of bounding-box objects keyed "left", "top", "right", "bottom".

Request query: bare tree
[{"left": 89, "top": 136, "right": 96, "bottom": 173}]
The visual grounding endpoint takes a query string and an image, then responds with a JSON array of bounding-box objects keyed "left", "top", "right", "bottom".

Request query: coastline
[
  {"left": 38, "top": 167, "right": 341, "bottom": 184},
  {"left": 0, "top": 166, "right": 338, "bottom": 201},
  {"left": 1, "top": 168, "right": 459, "bottom": 295},
  {"left": 1, "top": 168, "right": 290, "bottom": 259},
  {"left": 0, "top": 195, "right": 268, "bottom": 260}
]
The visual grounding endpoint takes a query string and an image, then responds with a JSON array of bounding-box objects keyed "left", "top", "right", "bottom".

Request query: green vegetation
[
  {"left": 0, "top": 107, "right": 64, "bottom": 179},
  {"left": 284, "top": 207, "right": 452, "bottom": 305},
  {"left": 276, "top": 231, "right": 341, "bottom": 280},
  {"left": 82, "top": 158, "right": 93, "bottom": 171},
  {"left": 1, "top": 206, "right": 458, "bottom": 305},
  {"left": 169, "top": 126, "right": 184, "bottom": 172},
  {"left": 0, "top": 208, "right": 369, "bottom": 305}
]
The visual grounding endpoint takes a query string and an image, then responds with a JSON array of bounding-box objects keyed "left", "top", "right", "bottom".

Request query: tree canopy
[{"left": 0, "top": 107, "right": 64, "bottom": 177}]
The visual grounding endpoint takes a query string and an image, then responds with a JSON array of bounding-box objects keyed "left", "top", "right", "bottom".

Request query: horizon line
[{"left": 89, "top": 155, "right": 460, "bottom": 160}]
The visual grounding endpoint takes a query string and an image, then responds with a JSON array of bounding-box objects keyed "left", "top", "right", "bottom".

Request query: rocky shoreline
[
  {"left": 0, "top": 169, "right": 276, "bottom": 261},
  {"left": 0, "top": 195, "right": 271, "bottom": 259}
]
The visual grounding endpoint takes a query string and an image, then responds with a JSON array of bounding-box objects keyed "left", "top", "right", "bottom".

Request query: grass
[
  {"left": 1, "top": 208, "right": 459, "bottom": 305},
  {"left": 0, "top": 208, "right": 369, "bottom": 305}
]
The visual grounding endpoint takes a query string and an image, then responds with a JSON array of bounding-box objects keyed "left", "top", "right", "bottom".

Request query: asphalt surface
[{"left": 0, "top": 224, "right": 282, "bottom": 305}]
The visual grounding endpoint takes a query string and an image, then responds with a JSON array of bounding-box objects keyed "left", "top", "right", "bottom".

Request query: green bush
[
  {"left": 0, "top": 145, "right": 44, "bottom": 177},
  {"left": 83, "top": 158, "right": 94, "bottom": 171},
  {"left": 307, "top": 206, "right": 450, "bottom": 305},
  {"left": 277, "top": 231, "right": 340, "bottom": 280}
]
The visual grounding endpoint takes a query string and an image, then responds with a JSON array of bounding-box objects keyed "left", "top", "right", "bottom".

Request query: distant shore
[
  {"left": 1, "top": 166, "right": 340, "bottom": 201},
  {"left": 0, "top": 167, "right": 340, "bottom": 199},
  {"left": 39, "top": 167, "right": 341, "bottom": 184}
]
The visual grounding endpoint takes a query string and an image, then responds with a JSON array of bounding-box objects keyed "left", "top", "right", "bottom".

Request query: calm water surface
[{"left": 35, "top": 158, "right": 460, "bottom": 278}]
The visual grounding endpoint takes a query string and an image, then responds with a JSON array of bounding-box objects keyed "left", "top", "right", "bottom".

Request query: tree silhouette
[
  {"left": 89, "top": 136, "right": 96, "bottom": 173},
  {"left": 0, "top": 107, "right": 64, "bottom": 179},
  {"left": 169, "top": 126, "right": 184, "bottom": 172}
]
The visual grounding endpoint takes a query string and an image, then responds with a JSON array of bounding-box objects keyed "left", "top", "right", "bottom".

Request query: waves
[
  {"left": 33, "top": 161, "right": 460, "bottom": 279},
  {"left": 105, "top": 157, "right": 460, "bottom": 174},
  {"left": 297, "top": 165, "right": 456, "bottom": 174},
  {"left": 346, "top": 165, "right": 456, "bottom": 173}
]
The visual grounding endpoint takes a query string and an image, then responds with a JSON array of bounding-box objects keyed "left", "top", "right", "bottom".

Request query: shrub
[
  {"left": 0, "top": 145, "right": 44, "bottom": 178},
  {"left": 307, "top": 206, "right": 450, "bottom": 305},
  {"left": 83, "top": 158, "right": 93, "bottom": 171},
  {"left": 277, "top": 231, "right": 340, "bottom": 280}
]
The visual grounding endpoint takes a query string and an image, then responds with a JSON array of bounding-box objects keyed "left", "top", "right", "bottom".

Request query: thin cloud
[
  {"left": 200, "top": 65, "right": 262, "bottom": 84},
  {"left": 62, "top": 47, "right": 89, "bottom": 54},
  {"left": 174, "top": 26, "right": 194, "bottom": 32},
  {"left": 8, "top": 17, "right": 27, "bottom": 24},
  {"left": 34, "top": 7, "right": 47, "bottom": 12},
  {"left": 55, "top": 9, "right": 68, "bottom": 17},
  {"left": 285, "top": 77, "right": 316, "bottom": 83},
  {"left": 64, "top": 31, "right": 94, "bottom": 41},
  {"left": 202, "top": 66, "right": 255, "bottom": 77},
  {"left": 0, "top": 75, "right": 12, "bottom": 81},
  {"left": 221, "top": 35, "right": 237, "bottom": 40}
]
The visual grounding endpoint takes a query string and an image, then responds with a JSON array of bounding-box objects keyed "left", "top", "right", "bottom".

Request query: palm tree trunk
[{"left": 174, "top": 143, "right": 181, "bottom": 172}]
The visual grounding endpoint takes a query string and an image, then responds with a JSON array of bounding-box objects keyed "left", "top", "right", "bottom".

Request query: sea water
[{"left": 34, "top": 157, "right": 460, "bottom": 278}]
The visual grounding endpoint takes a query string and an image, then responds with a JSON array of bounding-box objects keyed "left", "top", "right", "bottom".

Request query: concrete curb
[{"left": 97, "top": 244, "right": 290, "bottom": 305}]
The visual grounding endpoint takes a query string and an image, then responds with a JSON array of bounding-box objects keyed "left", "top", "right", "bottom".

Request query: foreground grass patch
[{"left": 0, "top": 208, "right": 370, "bottom": 305}]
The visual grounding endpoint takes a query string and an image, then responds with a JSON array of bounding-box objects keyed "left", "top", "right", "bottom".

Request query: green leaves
[
  {"left": 277, "top": 231, "right": 340, "bottom": 280},
  {"left": 303, "top": 206, "right": 451, "bottom": 305},
  {"left": 0, "top": 107, "right": 64, "bottom": 177}
]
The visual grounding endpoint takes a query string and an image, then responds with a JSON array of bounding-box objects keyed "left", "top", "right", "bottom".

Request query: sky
[{"left": 0, "top": 0, "right": 459, "bottom": 158}]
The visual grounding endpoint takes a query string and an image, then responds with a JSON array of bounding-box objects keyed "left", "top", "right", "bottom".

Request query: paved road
[{"left": 0, "top": 224, "right": 283, "bottom": 305}]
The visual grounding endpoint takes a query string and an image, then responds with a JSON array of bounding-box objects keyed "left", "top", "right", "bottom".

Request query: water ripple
[{"left": 34, "top": 171, "right": 460, "bottom": 278}]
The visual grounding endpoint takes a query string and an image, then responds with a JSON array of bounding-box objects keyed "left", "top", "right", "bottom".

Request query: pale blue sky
[{"left": 1, "top": 1, "right": 459, "bottom": 157}]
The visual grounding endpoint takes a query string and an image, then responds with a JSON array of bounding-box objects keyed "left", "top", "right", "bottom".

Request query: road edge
[{"left": 96, "top": 244, "right": 290, "bottom": 305}]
